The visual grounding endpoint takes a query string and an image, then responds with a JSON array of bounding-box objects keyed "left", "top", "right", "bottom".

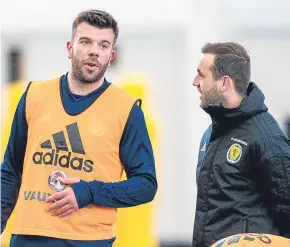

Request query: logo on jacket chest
[
  {"left": 226, "top": 143, "right": 242, "bottom": 163},
  {"left": 32, "top": 122, "right": 94, "bottom": 173}
]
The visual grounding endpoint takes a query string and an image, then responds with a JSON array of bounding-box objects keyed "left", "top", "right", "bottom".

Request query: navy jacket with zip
[{"left": 193, "top": 82, "right": 290, "bottom": 247}]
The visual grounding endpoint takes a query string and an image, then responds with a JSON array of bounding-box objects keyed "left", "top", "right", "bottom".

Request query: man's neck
[
  {"left": 67, "top": 71, "right": 104, "bottom": 96},
  {"left": 223, "top": 93, "right": 244, "bottom": 109}
]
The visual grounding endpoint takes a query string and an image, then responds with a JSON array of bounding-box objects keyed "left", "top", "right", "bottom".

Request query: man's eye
[{"left": 81, "top": 40, "right": 90, "bottom": 44}]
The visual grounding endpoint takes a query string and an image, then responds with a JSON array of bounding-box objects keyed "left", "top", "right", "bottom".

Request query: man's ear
[
  {"left": 67, "top": 41, "right": 73, "bottom": 59},
  {"left": 220, "top": 76, "right": 231, "bottom": 92},
  {"left": 110, "top": 49, "right": 116, "bottom": 63}
]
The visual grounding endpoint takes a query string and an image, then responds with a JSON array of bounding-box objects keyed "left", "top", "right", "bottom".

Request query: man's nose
[
  {"left": 88, "top": 43, "right": 100, "bottom": 56},
  {"left": 193, "top": 77, "right": 199, "bottom": 87}
]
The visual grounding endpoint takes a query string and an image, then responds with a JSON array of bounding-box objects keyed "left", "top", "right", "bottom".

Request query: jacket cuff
[{"left": 71, "top": 180, "right": 92, "bottom": 209}]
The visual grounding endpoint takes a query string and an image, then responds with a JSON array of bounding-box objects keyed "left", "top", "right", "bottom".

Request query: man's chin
[
  {"left": 199, "top": 100, "right": 206, "bottom": 108},
  {"left": 81, "top": 76, "right": 99, "bottom": 84},
  {"left": 81, "top": 72, "right": 101, "bottom": 83}
]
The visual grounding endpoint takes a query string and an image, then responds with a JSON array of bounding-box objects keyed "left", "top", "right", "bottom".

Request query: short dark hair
[
  {"left": 202, "top": 42, "right": 251, "bottom": 96},
  {"left": 72, "top": 9, "right": 119, "bottom": 45}
]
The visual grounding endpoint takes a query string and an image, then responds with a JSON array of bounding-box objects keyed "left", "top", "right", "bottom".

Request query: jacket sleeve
[
  {"left": 72, "top": 104, "right": 157, "bottom": 208},
  {"left": 257, "top": 134, "right": 290, "bottom": 237},
  {"left": 1, "top": 92, "right": 28, "bottom": 232}
]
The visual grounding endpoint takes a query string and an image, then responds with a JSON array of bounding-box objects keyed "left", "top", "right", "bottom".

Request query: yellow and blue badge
[{"left": 227, "top": 143, "right": 242, "bottom": 163}]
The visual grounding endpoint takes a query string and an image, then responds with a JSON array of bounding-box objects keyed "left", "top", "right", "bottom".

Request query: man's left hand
[{"left": 45, "top": 177, "right": 80, "bottom": 218}]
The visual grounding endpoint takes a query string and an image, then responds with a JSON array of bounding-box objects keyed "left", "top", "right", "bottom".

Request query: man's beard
[
  {"left": 201, "top": 85, "right": 226, "bottom": 108},
  {"left": 71, "top": 57, "right": 110, "bottom": 84}
]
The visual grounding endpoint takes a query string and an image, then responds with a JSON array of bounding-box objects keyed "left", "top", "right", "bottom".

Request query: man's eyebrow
[
  {"left": 78, "top": 36, "right": 91, "bottom": 40},
  {"left": 100, "top": 40, "right": 111, "bottom": 44},
  {"left": 78, "top": 37, "right": 111, "bottom": 45}
]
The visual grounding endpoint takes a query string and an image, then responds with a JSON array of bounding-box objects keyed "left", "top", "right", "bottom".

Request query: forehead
[
  {"left": 198, "top": 53, "right": 215, "bottom": 71},
  {"left": 75, "top": 22, "right": 115, "bottom": 42}
]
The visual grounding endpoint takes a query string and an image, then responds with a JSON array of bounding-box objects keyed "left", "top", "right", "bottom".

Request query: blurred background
[{"left": 1, "top": 0, "right": 290, "bottom": 246}]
